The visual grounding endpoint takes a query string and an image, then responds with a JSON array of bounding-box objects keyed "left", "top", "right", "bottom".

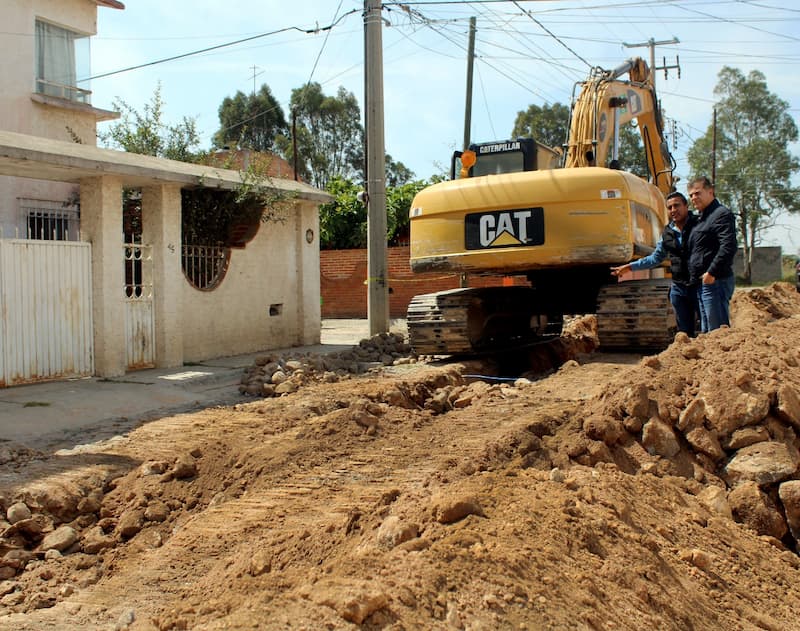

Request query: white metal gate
[
  {"left": 0, "top": 239, "right": 93, "bottom": 386},
  {"left": 124, "top": 241, "right": 155, "bottom": 369}
]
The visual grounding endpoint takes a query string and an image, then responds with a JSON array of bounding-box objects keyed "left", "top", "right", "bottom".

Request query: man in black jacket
[
  {"left": 611, "top": 191, "right": 699, "bottom": 335},
  {"left": 686, "top": 176, "right": 737, "bottom": 332}
]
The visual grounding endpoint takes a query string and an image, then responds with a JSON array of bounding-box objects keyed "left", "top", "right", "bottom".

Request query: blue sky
[{"left": 89, "top": 0, "right": 800, "bottom": 253}]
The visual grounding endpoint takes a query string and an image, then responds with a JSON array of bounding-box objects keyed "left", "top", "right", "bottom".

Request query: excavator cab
[{"left": 451, "top": 138, "right": 560, "bottom": 180}]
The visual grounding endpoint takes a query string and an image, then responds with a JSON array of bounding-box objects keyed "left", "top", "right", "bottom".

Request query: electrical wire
[
  {"left": 305, "top": 0, "right": 345, "bottom": 86},
  {"left": 86, "top": 0, "right": 799, "bottom": 197},
  {"left": 83, "top": 9, "right": 360, "bottom": 82},
  {"left": 673, "top": 3, "right": 800, "bottom": 42},
  {"left": 511, "top": 1, "right": 593, "bottom": 69}
]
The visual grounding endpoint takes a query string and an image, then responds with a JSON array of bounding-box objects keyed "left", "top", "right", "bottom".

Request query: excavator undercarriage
[
  {"left": 407, "top": 278, "right": 676, "bottom": 356},
  {"left": 407, "top": 286, "right": 560, "bottom": 356}
]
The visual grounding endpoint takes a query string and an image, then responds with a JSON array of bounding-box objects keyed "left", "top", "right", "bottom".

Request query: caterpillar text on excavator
[{"left": 406, "top": 57, "right": 677, "bottom": 355}]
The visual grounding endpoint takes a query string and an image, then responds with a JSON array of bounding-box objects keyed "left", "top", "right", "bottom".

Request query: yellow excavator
[{"left": 407, "top": 57, "right": 677, "bottom": 354}]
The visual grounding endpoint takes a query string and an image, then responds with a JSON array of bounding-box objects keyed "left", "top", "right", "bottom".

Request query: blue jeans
[
  {"left": 669, "top": 282, "right": 698, "bottom": 336},
  {"left": 696, "top": 274, "right": 735, "bottom": 333}
]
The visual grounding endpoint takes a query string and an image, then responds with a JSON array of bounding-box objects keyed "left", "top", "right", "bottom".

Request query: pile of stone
[
  {"left": 239, "top": 332, "right": 415, "bottom": 398},
  {"left": 575, "top": 319, "right": 800, "bottom": 553}
]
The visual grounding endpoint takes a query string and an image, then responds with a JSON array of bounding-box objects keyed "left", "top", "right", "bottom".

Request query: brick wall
[{"left": 320, "top": 246, "right": 525, "bottom": 318}]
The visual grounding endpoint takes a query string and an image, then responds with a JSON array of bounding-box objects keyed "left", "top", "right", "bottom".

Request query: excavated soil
[{"left": 1, "top": 283, "right": 800, "bottom": 630}]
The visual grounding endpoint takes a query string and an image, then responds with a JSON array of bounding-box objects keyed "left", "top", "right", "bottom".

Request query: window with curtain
[{"left": 34, "top": 19, "right": 91, "bottom": 103}]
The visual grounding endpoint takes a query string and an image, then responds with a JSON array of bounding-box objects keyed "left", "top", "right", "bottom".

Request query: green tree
[
  {"left": 319, "top": 176, "right": 429, "bottom": 250},
  {"left": 277, "top": 83, "right": 364, "bottom": 189},
  {"left": 99, "top": 83, "right": 200, "bottom": 161},
  {"left": 615, "top": 122, "right": 648, "bottom": 176},
  {"left": 319, "top": 177, "right": 366, "bottom": 249},
  {"left": 385, "top": 154, "right": 415, "bottom": 187},
  {"left": 212, "top": 84, "right": 287, "bottom": 151},
  {"left": 688, "top": 67, "right": 800, "bottom": 283},
  {"left": 511, "top": 103, "right": 569, "bottom": 149},
  {"left": 387, "top": 180, "right": 427, "bottom": 245}
]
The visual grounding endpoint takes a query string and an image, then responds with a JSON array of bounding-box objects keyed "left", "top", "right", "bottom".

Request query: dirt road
[{"left": 1, "top": 284, "right": 800, "bottom": 630}]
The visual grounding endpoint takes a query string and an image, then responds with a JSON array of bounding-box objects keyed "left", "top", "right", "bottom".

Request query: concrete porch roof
[{"left": 0, "top": 130, "right": 332, "bottom": 204}]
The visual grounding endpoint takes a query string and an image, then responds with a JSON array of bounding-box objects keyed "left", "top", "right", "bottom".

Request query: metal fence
[{"left": 0, "top": 238, "right": 93, "bottom": 386}]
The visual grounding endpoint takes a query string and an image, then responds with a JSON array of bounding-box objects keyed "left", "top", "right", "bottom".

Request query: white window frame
[{"left": 34, "top": 19, "right": 92, "bottom": 104}]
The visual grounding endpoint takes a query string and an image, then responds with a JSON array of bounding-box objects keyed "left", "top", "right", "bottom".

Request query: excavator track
[
  {"left": 596, "top": 279, "right": 676, "bottom": 351},
  {"left": 407, "top": 290, "right": 474, "bottom": 355},
  {"left": 407, "top": 286, "right": 560, "bottom": 356}
]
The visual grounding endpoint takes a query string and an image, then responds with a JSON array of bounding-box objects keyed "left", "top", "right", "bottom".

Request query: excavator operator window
[
  {"left": 452, "top": 139, "right": 538, "bottom": 179},
  {"left": 471, "top": 150, "right": 526, "bottom": 177}
]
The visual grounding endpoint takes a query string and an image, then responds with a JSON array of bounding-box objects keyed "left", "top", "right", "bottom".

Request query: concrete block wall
[
  {"left": 320, "top": 246, "right": 525, "bottom": 318},
  {"left": 734, "top": 246, "right": 782, "bottom": 284},
  {"left": 182, "top": 200, "right": 321, "bottom": 362}
]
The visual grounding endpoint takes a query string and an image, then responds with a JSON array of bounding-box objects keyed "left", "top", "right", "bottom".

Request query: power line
[
  {"left": 673, "top": 3, "right": 800, "bottom": 42},
  {"left": 466, "top": 1, "right": 584, "bottom": 98},
  {"left": 305, "top": 1, "right": 345, "bottom": 87},
  {"left": 82, "top": 10, "right": 360, "bottom": 82},
  {"left": 511, "top": 1, "right": 593, "bottom": 69}
]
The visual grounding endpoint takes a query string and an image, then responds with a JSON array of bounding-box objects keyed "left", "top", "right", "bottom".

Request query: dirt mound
[
  {"left": 1, "top": 283, "right": 800, "bottom": 630},
  {"left": 731, "top": 282, "right": 800, "bottom": 327},
  {"left": 571, "top": 282, "right": 800, "bottom": 547}
]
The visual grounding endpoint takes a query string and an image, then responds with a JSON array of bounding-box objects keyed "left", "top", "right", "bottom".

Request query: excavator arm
[{"left": 565, "top": 57, "right": 675, "bottom": 196}]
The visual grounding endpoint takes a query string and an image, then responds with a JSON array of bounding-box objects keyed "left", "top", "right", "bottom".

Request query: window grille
[
  {"left": 182, "top": 244, "right": 231, "bottom": 291},
  {"left": 124, "top": 238, "right": 152, "bottom": 299},
  {"left": 20, "top": 199, "right": 79, "bottom": 241}
]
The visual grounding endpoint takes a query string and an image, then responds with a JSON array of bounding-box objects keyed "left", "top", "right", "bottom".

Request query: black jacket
[
  {"left": 662, "top": 213, "right": 698, "bottom": 285},
  {"left": 687, "top": 199, "right": 737, "bottom": 284}
]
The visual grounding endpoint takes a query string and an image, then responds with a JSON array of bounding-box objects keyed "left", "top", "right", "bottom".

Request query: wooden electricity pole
[
  {"left": 460, "top": 17, "right": 476, "bottom": 289},
  {"left": 463, "top": 17, "right": 476, "bottom": 150},
  {"left": 623, "top": 37, "right": 680, "bottom": 88}
]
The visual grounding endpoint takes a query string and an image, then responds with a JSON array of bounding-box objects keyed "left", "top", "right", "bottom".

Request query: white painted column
[
  {"left": 79, "top": 175, "right": 125, "bottom": 378},
  {"left": 142, "top": 184, "right": 184, "bottom": 368},
  {"left": 296, "top": 200, "right": 321, "bottom": 345}
]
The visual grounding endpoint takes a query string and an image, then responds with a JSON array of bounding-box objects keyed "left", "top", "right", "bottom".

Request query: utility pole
[
  {"left": 712, "top": 107, "right": 717, "bottom": 183},
  {"left": 250, "top": 65, "right": 263, "bottom": 96},
  {"left": 623, "top": 37, "right": 680, "bottom": 88},
  {"left": 364, "top": 0, "right": 389, "bottom": 335},
  {"left": 463, "top": 17, "right": 476, "bottom": 150},
  {"left": 460, "top": 17, "right": 476, "bottom": 290}
]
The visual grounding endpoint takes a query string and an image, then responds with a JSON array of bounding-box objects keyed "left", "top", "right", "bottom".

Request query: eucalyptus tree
[
  {"left": 277, "top": 82, "right": 364, "bottom": 189},
  {"left": 212, "top": 84, "right": 287, "bottom": 152},
  {"left": 688, "top": 67, "right": 800, "bottom": 282}
]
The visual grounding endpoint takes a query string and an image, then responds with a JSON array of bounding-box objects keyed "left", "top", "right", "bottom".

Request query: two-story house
[
  {"left": 0, "top": 0, "right": 123, "bottom": 240},
  {"left": 0, "top": 1, "right": 330, "bottom": 388}
]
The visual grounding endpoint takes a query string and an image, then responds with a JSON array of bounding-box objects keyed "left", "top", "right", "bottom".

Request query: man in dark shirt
[
  {"left": 686, "top": 176, "right": 737, "bottom": 332},
  {"left": 611, "top": 191, "right": 698, "bottom": 335}
]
